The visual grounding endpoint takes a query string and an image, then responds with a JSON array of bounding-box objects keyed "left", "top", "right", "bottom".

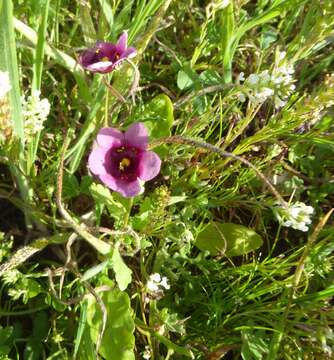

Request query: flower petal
[
  {"left": 138, "top": 151, "right": 161, "bottom": 181},
  {"left": 115, "top": 179, "right": 143, "bottom": 198},
  {"left": 99, "top": 174, "right": 119, "bottom": 192},
  {"left": 116, "top": 31, "right": 128, "bottom": 53},
  {"left": 124, "top": 122, "right": 148, "bottom": 150},
  {"left": 88, "top": 144, "right": 109, "bottom": 175},
  {"left": 97, "top": 127, "right": 124, "bottom": 149},
  {"left": 96, "top": 41, "right": 116, "bottom": 54},
  {"left": 123, "top": 47, "right": 137, "bottom": 59},
  {"left": 79, "top": 49, "right": 97, "bottom": 68},
  {"left": 86, "top": 61, "right": 114, "bottom": 73}
]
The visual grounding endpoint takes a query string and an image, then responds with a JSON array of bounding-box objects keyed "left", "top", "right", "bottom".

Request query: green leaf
[
  {"left": 195, "top": 222, "right": 263, "bottom": 256},
  {"left": 74, "top": 302, "right": 94, "bottom": 360},
  {"left": 111, "top": 246, "right": 132, "bottom": 291},
  {"left": 153, "top": 332, "right": 194, "bottom": 358},
  {"left": 24, "top": 311, "right": 48, "bottom": 360},
  {"left": 0, "top": 0, "right": 24, "bottom": 140},
  {"left": 129, "top": 94, "right": 174, "bottom": 139},
  {"left": 84, "top": 288, "right": 135, "bottom": 360},
  {"left": 260, "top": 27, "right": 278, "bottom": 50},
  {"left": 21, "top": 278, "right": 43, "bottom": 303},
  {"left": 241, "top": 330, "right": 269, "bottom": 360},
  {"left": 63, "top": 172, "right": 80, "bottom": 200},
  {"left": 127, "top": 94, "right": 174, "bottom": 156},
  {"left": 32, "top": 0, "right": 50, "bottom": 91},
  {"left": 0, "top": 326, "right": 13, "bottom": 348},
  {"left": 81, "top": 260, "right": 110, "bottom": 282},
  {"left": 90, "top": 183, "right": 127, "bottom": 222},
  {"left": 98, "top": 0, "right": 114, "bottom": 33},
  {"left": 177, "top": 69, "right": 194, "bottom": 90}
]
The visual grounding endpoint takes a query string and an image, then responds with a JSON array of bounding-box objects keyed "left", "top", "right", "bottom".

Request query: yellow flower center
[
  {"left": 101, "top": 56, "right": 110, "bottom": 62},
  {"left": 119, "top": 158, "right": 131, "bottom": 171}
]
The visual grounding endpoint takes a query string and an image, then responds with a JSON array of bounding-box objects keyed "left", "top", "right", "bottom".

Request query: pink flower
[
  {"left": 79, "top": 31, "right": 137, "bottom": 74},
  {"left": 88, "top": 123, "right": 161, "bottom": 198}
]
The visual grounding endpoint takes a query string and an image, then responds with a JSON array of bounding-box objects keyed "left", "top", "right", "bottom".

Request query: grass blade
[{"left": 0, "top": 0, "right": 24, "bottom": 140}]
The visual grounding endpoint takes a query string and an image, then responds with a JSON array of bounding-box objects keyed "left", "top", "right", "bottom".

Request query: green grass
[{"left": 0, "top": 0, "right": 334, "bottom": 359}]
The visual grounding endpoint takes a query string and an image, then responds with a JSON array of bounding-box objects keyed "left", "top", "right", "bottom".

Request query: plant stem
[
  {"left": 123, "top": 197, "right": 133, "bottom": 228},
  {"left": 150, "top": 135, "right": 287, "bottom": 209},
  {"left": 56, "top": 131, "right": 112, "bottom": 255}
]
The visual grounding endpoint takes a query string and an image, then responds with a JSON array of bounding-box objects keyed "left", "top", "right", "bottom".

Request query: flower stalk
[
  {"left": 57, "top": 132, "right": 112, "bottom": 255},
  {"left": 149, "top": 135, "right": 287, "bottom": 209}
]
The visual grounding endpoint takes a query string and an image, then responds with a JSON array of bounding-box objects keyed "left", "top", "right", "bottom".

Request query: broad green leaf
[
  {"left": 90, "top": 183, "right": 127, "bottom": 222},
  {"left": 128, "top": 94, "right": 174, "bottom": 139},
  {"left": 196, "top": 222, "right": 263, "bottom": 256},
  {"left": 129, "top": 94, "right": 174, "bottom": 157},
  {"left": 177, "top": 69, "right": 194, "bottom": 90},
  {"left": 85, "top": 288, "right": 135, "bottom": 360},
  {"left": 111, "top": 246, "right": 132, "bottom": 291}
]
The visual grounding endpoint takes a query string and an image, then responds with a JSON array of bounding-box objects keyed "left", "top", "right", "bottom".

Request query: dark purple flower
[
  {"left": 79, "top": 31, "right": 137, "bottom": 74},
  {"left": 88, "top": 123, "right": 161, "bottom": 197}
]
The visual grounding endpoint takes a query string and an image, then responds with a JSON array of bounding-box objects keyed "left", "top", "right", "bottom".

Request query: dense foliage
[{"left": 0, "top": 0, "right": 334, "bottom": 359}]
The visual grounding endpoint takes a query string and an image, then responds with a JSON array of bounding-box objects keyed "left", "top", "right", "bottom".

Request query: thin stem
[
  {"left": 123, "top": 197, "right": 133, "bottom": 229},
  {"left": 149, "top": 135, "right": 287, "bottom": 209},
  {"left": 125, "top": 58, "right": 140, "bottom": 102},
  {"left": 56, "top": 131, "right": 112, "bottom": 255},
  {"left": 267, "top": 209, "right": 334, "bottom": 359},
  {"left": 102, "top": 76, "right": 126, "bottom": 103},
  {"left": 174, "top": 84, "right": 233, "bottom": 108},
  {"left": 104, "top": 80, "right": 109, "bottom": 127}
]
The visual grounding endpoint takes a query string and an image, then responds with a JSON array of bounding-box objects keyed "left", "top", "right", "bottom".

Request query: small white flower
[
  {"left": 0, "top": 71, "right": 11, "bottom": 99},
  {"left": 142, "top": 345, "right": 152, "bottom": 360},
  {"left": 237, "top": 48, "right": 295, "bottom": 107},
  {"left": 22, "top": 90, "right": 50, "bottom": 138},
  {"left": 238, "top": 72, "right": 245, "bottom": 82},
  {"left": 278, "top": 51, "right": 287, "bottom": 61},
  {"left": 248, "top": 74, "right": 260, "bottom": 85},
  {"left": 146, "top": 273, "right": 170, "bottom": 294},
  {"left": 237, "top": 93, "right": 246, "bottom": 102},
  {"left": 274, "top": 202, "right": 314, "bottom": 232},
  {"left": 160, "top": 276, "right": 170, "bottom": 290}
]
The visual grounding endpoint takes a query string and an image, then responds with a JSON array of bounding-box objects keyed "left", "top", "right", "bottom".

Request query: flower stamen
[{"left": 119, "top": 157, "right": 131, "bottom": 171}]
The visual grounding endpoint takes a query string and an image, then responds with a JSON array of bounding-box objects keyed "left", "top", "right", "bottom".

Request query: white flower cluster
[
  {"left": 142, "top": 345, "right": 152, "bottom": 360},
  {"left": 22, "top": 90, "right": 50, "bottom": 138},
  {"left": 238, "top": 51, "right": 295, "bottom": 108},
  {"left": 146, "top": 273, "right": 170, "bottom": 294},
  {"left": 274, "top": 201, "right": 314, "bottom": 232},
  {"left": 0, "top": 71, "right": 11, "bottom": 99}
]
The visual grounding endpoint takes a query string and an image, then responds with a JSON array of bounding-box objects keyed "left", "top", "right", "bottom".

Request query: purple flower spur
[
  {"left": 79, "top": 31, "right": 137, "bottom": 73},
  {"left": 88, "top": 123, "right": 161, "bottom": 198}
]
